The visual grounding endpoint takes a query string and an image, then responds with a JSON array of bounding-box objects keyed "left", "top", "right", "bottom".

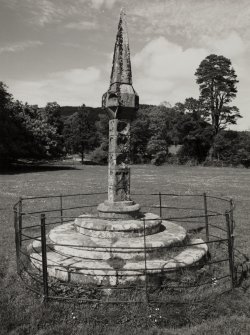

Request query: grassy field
[{"left": 0, "top": 163, "right": 250, "bottom": 334}]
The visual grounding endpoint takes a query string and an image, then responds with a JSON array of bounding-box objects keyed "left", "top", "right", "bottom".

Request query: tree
[
  {"left": 195, "top": 54, "right": 241, "bottom": 135},
  {"left": 177, "top": 117, "right": 213, "bottom": 164},
  {"left": 130, "top": 108, "right": 151, "bottom": 163},
  {"left": 63, "top": 106, "right": 97, "bottom": 164},
  {"left": 0, "top": 82, "right": 64, "bottom": 164},
  {"left": 44, "top": 102, "right": 64, "bottom": 135},
  {"left": 175, "top": 97, "right": 209, "bottom": 121},
  {"left": 213, "top": 130, "right": 250, "bottom": 167}
]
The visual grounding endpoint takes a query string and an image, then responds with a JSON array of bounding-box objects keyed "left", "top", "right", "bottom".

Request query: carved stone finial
[
  {"left": 110, "top": 8, "right": 132, "bottom": 87},
  {"left": 102, "top": 10, "right": 139, "bottom": 120}
]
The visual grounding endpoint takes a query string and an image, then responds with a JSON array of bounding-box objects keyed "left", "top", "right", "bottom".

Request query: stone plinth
[
  {"left": 97, "top": 201, "right": 140, "bottom": 219},
  {"left": 29, "top": 213, "right": 208, "bottom": 286}
]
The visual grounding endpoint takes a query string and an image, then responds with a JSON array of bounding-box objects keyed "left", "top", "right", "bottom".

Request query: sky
[{"left": 0, "top": 0, "right": 250, "bottom": 130}]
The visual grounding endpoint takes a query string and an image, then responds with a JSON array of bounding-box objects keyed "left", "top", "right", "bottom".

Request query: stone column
[
  {"left": 108, "top": 119, "right": 131, "bottom": 203},
  {"left": 97, "top": 9, "right": 140, "bottom": 219}
]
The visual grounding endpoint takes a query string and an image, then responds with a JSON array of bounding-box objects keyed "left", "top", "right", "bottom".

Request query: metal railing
[{"left": 13, "top": 191, "right": 246, "bottom": 304}]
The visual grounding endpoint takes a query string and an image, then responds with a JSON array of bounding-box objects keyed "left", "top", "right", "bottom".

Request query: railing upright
[
  {"left": 41, "top": 214, "right": 49, "bottom": 302},
  {"left": 203, "top": 193, "right": 209, "bottom": 242},
  {"left": 159, "top": 192, "right": 162, "bottom": 217},
  {"left": 18, "top": 197, "right": 23, "bottom": 247},
  {"left": 225, "top": 211, "right": 235, "bottom": 289},
  {"left": 230, "top": 199, "right": 235, "bottom": 233},
  {"left": 143, "top": 218, "right": 148, "bottom": 303},
  {"left": 229, "top": 199, "right": 235, "bottom": 279},
  {"left": 60, "top": 194, "right": 63, "bottom": 224},
  {"left": 14, "top": 208, "right": 21, "bottom": 274}
]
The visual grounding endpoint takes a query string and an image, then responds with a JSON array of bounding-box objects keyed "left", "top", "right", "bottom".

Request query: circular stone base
[
  {"left": 39, "top": 217, "right": 187, "bottom": 260},
  {"left": 97, "top": 201, "right": 140, "bottom": 219},
  {"left": 74, "top": 213, "right": 162, "bottom": 238},
  {"left": 29, "top": 237, "right": 208, "bottom": 286}
]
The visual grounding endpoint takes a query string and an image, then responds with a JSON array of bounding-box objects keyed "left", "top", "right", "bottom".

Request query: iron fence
[{"left": 13, "top": 191, "right": 247, "bottom": 304}]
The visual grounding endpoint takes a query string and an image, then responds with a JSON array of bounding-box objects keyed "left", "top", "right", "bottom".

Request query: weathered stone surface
[
  {"left": 101, "top": 9, "right": 139, "bottom": 208},
  {"left": 102, "top": 9, "right": 139, "bottom": 120},
  {"left": 107, "top": 119, "right": 131, "bottom": 202},
  {"left": 29, "top": 238, "right": 207, "bottom": 286},
  {"left": 75, "top": 212, "right": 162, "bottom": 238},
  {"left": 34, "top": 217, "right": 187, "bottom": 260},
  {"left": 97, "top": 201, "right": 140, "bottom": 220}
]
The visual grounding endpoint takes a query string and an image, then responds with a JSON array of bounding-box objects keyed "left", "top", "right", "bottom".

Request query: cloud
[
  {"left": 8, "top": 67, "right": 105, "bottom": 107},
  {"left": 133, "top": 37, "right": 208, "bottom": 105},
  {"left": 2, "top": 0, "right": 120, "bottom": 26},
  {"left": 202, "top": 31, "right": 246, "bottom": 59},
  {"left": 128, "top": 0, "right": 250, "bottom": 44},
  {"left": 91, "top": 0, "right": 117, "bottom": 9},
  {"left": 131, "top": 33, "right": 250, "bottom": 129},
  {"left": 65, "top": 20, "right": 98, "bottom": 30},
  {"left": 0, "top": 40, "right": 42, "bottom": 55}
]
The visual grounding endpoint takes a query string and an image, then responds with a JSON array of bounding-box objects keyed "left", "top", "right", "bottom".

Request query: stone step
[
  {"left": 29, "top": 238, "right": 207, "bottom": 286},
  {"left": 46, "top": 219, "right": 187, "bottom": 260},
  {"left": 74, "top": 212, "right": 162, "bottom": 238}
]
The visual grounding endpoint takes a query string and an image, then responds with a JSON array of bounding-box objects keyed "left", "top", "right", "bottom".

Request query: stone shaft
[
  {"left": 98, "top": 9, "right": 139, "bottom": 218},
  {"left": 108, "top": 119, "right": 131, "bottom": 202}
]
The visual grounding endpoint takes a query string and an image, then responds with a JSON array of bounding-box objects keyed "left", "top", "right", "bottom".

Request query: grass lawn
[{"left": 0, "top": 163, "right": 250, "bottom": 334}]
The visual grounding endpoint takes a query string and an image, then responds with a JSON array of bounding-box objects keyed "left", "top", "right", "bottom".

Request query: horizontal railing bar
[
  {"left": 22, "top": 237, "right": 40, "bottom": 242},
  {"left": 21, "top": 233, "right": 41, "bottom": 241},
  {"left": 46, "top": 295, "right": 144, "bottom": 304},
  {"left": 21, "top": 192, "right": 107, "bottom": 200},
  {"left": 21, "top": 224, "right": 41, "bottom": 230},
  {"left": 157, "top": 213, "right": 223, "bottom": 219},
  {"left": 21, "top": 214, "right": 223, "bottom": 221},
  {"left": 45, "top": 258, "right": 229, "bottom": 273},
  {"left": 62, "top": 205, "right": 99, "bottom": 210},
  {"left": 208, "top": 223, "right": 228, "bottom": 233},
  {"left": 22, "top": 205, "right": 98, "bottom": 215},
  {"left": 22, "top": 209, "right": 61, "bottom": 215},
  {"left": 205, "top": 195, "right": 231, "bottom": 203},
  {"left": 48, "top": 237, "right": 228, "bottom": 251},
  {"left": 132, "top": 193, "right": 203, "bottom": 197},
  {"left": 59, "top": 192, "right": 107, "bottom": 198},
  {"left": 154, "top": 206, "right": 223, "bottom": 216}
]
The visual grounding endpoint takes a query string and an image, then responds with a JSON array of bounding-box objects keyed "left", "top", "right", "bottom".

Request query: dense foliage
[
  {"left": 195, "top": 54, "right": 241, "bottom": 135},
  {"left": 63, "top": 105, "right": 98, "bottom": 164},
  {"left": 0, "top": 82, "right": 63, "bottom": 165},
  {"left": 1, "top": 54, "right": 249, "bottom": 167}
]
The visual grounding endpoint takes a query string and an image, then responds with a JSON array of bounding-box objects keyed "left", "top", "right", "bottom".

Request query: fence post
[
  {"left": 18, "top": 197, "right": 23, "bottom": 247},
  {"left": 143, "top": 218, "right": 148, "bottom": 304},
  {"left": 14, "top": 208, "right": 21, "bottom": 275},
  {"left": 60, "top": 195, "right": 63, "bottom": 225},
  {"left": 225, "top": 211, "right": 235, "bottom": 289},
  {"left": 203, "top": 193, "right": 209, "bottom": 242},
  {"left": 41, "top": 214, "right": 49, "bottom": 302},
  {"left": 159, "top": 192, "right": 162, "bottom": 218},
  {"left": 229, "top": 199, "right": 235, "bottom": 233}
]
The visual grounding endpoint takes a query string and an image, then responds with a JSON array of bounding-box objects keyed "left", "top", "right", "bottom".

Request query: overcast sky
[{"left": 1, "top": 0, "right": 250, "bottom": 130}]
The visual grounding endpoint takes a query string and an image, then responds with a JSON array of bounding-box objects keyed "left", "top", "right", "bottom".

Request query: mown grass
[{"left": 0, "top": 163, "right": 250, "bottom": 334}]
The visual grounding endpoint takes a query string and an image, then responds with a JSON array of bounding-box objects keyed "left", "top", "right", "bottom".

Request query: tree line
[{"left": 1, "top": 54, "right": 250, "bottom": 168}]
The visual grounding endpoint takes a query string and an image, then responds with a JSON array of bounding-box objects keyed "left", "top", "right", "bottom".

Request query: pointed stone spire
[
  {"left": 102, "top": 9, "right": 139, "bottom": 120},
  {"left": 110, "top": 8, "right": 132, "bottom": 89}
]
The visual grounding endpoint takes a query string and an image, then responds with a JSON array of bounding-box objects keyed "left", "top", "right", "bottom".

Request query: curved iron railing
[{"left": 13, "top": 191, "right": 247, "bottom": 304}]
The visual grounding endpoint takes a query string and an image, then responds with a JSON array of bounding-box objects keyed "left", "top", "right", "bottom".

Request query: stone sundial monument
[
  {"left": 30, "top": 10, "right": 207, "bottom": 286},
  {"left": 98, "top": 9, "right": 139, "bottom": 219}
]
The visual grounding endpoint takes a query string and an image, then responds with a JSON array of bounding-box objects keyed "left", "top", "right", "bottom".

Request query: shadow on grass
[{"left": 0, "top": 162, "right": 80, "bottom": 175}]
